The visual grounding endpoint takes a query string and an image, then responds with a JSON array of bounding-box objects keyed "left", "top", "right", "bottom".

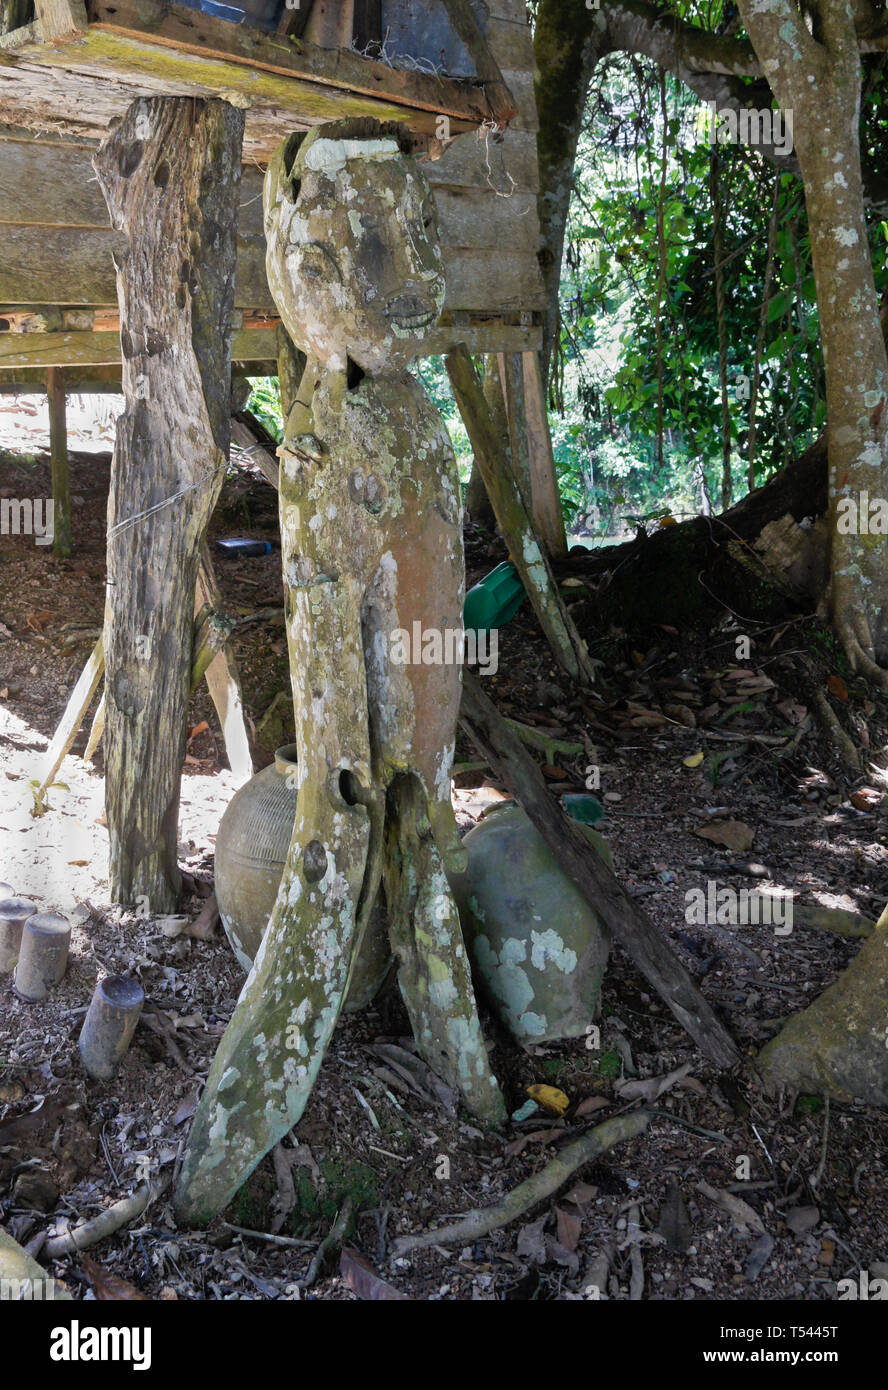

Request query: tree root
[
  {"left": 300, "top": 1196, "right": 354, "bottom": 1289},
  {"left": 391, "top": 1110, "right": 652, "bottom": 1256},
  {"left": 44, "top": 1175, "right": 169, "bottom": 1260}
]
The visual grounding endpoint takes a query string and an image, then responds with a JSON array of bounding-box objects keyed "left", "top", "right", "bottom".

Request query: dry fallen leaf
[
  {"left": 694, "top": 820, "right": 755, "bottom": 852},
  {"left": 827, "top": 674, "right": 849, "bottom": 702},
  {"left": 574, "top": 1094, "right": 610, "bottom": 1117},
  {"left": 555, "top": 1205, "right": 582, "bottom": 1253},
  {"left": 82, "top": 1256, "right": 149, "bottom": 1301},
  {"left": 851, "top": 787, "right": 882, "bottom": 812},
  {"left": 696, "top": 1181, "right": 765, "bottom": 1234},
  {"left": 340, "top": 1247, "right": 410, "bottom": 1300}
]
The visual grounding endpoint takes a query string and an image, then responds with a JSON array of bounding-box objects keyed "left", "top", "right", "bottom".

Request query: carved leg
[
  {"left": 383, "top": 775, "right": 506, "bottom": 1126},
  {"left": 175, "top": 563, "right": 375, "bottom": 1224}
]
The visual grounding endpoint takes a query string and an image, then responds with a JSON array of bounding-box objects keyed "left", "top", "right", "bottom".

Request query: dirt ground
[{"left": 1, "top": 427, "right": 886, "bottom": 1303}]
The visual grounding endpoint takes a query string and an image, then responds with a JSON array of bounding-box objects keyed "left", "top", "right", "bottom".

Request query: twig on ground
[{"left": 392, "top": 1111, "right": 652, "bottom": 1256}]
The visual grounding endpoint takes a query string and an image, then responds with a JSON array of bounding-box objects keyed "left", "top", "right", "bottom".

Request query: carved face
[{"left": 265, "top": 134, "right": 445, "bottom": 373}]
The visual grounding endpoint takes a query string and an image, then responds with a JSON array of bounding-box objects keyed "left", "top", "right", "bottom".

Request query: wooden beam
[
  {"left": 0, "top": 320, "right": 541, "bottom": 367},
  {"left": 438, "top": 0, "right": 517, "bottom": 123},
  {"left": 0, "top": 328, "right": 278, "bottom": 367},
  {"left": 351, "top": 0, "right": 381, "bottom": 53},
  {"left": 35, "top": 632, "right": 104, "bottom": 804},
  {"left": 76, "top": 0, "right": 502, "bottom": 126},
  {"left": 46, "top": 365, "right": 71, "bottom": 557},
  {"left": 522, "top": 349, "right": 566, "bottom": 557},
  {"left": 95, "top": 95, "right": 244, "bottom": 913},
  {"left": 0, "top": 226, "right": 543, "bottom": 314}
]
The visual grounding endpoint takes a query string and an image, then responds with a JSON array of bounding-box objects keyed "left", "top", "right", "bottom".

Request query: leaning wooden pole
[
  {"left": 47, "top": 367, "right": 72, "bottom": 558},
  {"left": 94, "top": 96, "right": 244, "bottom": 912},
  {"left": 446, "top": 344, "right": 596, "bottom": 686}
]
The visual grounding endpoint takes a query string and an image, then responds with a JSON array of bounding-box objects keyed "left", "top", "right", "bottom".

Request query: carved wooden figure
[{"left": 176, "top": 118, "right": 504, "bottom": 1226}]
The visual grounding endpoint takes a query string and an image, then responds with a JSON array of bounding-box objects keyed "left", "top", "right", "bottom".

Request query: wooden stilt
[
  {"left": 195, "top": 548, "right": 253, "bottom": 786},
  {"left": 47, "top": 367, "right": 72, "bottom": 558},
  {"left": 446, "top": 345, "right": 596, "bottom": 686},
  {"left": 523, "top": 350, "right": 567, "bottom": 558},
  {"left": 94, "top": 96, "right": 244, "bottom": 911},
  {"left": 497, "top": 351, "right": 533, "bottom": 500},
  {"left": 498, "top": 350, "right": 567, "bottom": 559}
]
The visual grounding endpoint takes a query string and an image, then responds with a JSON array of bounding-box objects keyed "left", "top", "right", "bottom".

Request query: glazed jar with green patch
[{"left": 447, "top": 801, "right": 611, "bottom": 1046}]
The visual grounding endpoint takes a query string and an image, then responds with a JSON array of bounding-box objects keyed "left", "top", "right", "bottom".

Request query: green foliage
[
  {"left": 246, "top": 377, "right": 284, "bottom": 444},
  {"left": 549, "top": 53, "right": 842, "bottom": 536}
]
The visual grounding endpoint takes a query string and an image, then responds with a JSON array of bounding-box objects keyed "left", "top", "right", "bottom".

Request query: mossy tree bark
[
  {"left": 94, "top": 96, "right": 243, "bottom": 911},
  {"left": 756, "top": 904, "right": 888, "bottom": 1106},
  {"left": 737, "top": 0, "right": 888, "bottom": 686}
]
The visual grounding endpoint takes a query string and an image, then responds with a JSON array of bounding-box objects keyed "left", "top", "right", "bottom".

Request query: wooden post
[
  {"left": 195, "top": 548, "right": 253, "bottom": 787},
  {"left": 94, "top": 97, "right": 244, "bottom": 912},
  {"left": 447, "top": 344, "right": 597, "bottom": 687},
  {"left": 46, "top": 366, "right": 72, "bottom": 558},
  {"left": 523, "top": 349, "right": 567, "bottom": 557},
  {"left": 499, "top": 349, "right": 567, "bottom": 559}
]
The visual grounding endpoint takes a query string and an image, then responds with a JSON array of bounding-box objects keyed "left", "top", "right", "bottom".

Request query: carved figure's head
[{"left": 264, "top": 119, "right": 445, "bottom": 373}]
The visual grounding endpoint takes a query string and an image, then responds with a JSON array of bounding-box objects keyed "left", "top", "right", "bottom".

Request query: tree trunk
[
  {"left": 533, "top": 0, "right": 604, "bottom": 390},
  {"left": 94, "top": 96, "right": 243, "bottom": 911},
  {"left": 756, "top": 902, "right": 888, "bottom": 1107},
  {"left": 737, "top": 0, "right": 888, "bottom": 685}
]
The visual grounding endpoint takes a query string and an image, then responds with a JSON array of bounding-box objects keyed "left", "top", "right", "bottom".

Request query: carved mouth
[
  {"left": 386, "top": 297, "right": 438, "bottom": 331},
  {"left": 388, "top": 310, "right": 437, "bottom": 331}
]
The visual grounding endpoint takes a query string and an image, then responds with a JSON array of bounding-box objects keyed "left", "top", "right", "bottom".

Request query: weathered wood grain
[
  {"left": 0, "top": 222, "right": 543, "bottom": 312},
  {"left": 95, "top": 95, "right": 243, "bottom": 912}
]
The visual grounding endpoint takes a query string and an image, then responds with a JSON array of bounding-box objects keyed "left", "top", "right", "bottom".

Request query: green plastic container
[{"left": 463, "top": 560, "right": 526, "bottom": 632}]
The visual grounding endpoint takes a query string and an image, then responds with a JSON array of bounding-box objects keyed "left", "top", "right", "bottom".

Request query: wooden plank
[
  {"left": 423, "top": 127, "right": 538, "bottom": 193},
  {"left": 485, "top": 15, "right": 535, "bottom": 72},
  {"left": 36, "top": 633, "right": 104, "bottom": 801},
  {"left": 500, "top": 67, "right": 537, "bottom": 130},
  {"left": 32, "top": 0, "right": 87, "bottom": 42},
  {"left": 0, "top": 320, "right": 541, "bottom": 367},
  {"left": 0, "top": 137, "right": 267, "bottom": 236},
  {"left": 0, "top": 223, "right": 544, "bottom": 314},
  {"left": 432, "top": 186, "right": 538, "bottom": 250},
  {"left": 77, "top": 0, "right": 500, "bottom": 125},
  {"left": 484, "top": 0, "right": 528, "bottom": 21},
  {"left": 0, "top": 225, "right": 269, "bottom": 307},
  {"left": 0, "top": 328, "right": 279, "bottom": 366}
]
